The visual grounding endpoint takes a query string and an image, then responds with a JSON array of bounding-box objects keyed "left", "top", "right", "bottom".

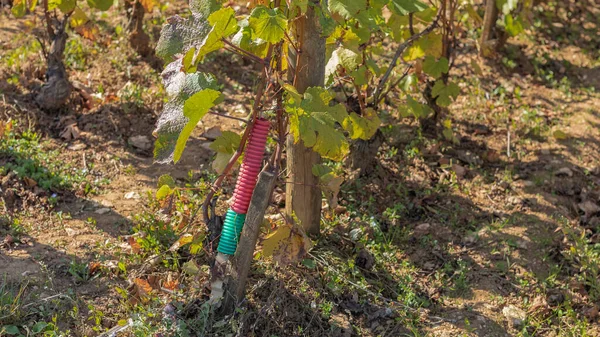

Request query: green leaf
[
  {"left": 325, "top": 47, "right": 361, "bottom": 84},
  {"left": 156, "top": 185, "right": 172, "bottom": 199},
  {"left": 70, "top": 7, "right": 90, "bottom": 27},
  {"left": 312, "top": 165, "right": 344, "bottom": 208},
  {"left": 504, "top": 14, "right": 524, "bottom": 36},
  {"left": 171, "top": 89, "right": 222, "bottom": 162},
  {"left": 404, "top": 33, "right": 442, "bottom": 61},
  {"left": 248, "top": 6, "right": 287, "bottom": 44},
  {"left": 312, "top": 164, "right": 332, "bottom": 177},
  {"left": 302, "top": 258, "right": 316, "bottom": 269},
  {"left": 182, "top": 260, "right": 200, "bottom": 275},
  {"left": 32, "top": 322, "right": 48, "bottom": 334},
  {"left": 2, "top": 325, "right": 20, "bottom": 335},
  {"left": 342, "top": 108, "right": 381, "bottom": 140},
  {"left": 232, "top": 19, "right": 269, "bottom": 58},
  {"left": 11, "top": 0, "right": 26, "bottom": 17},
  {"left": 86, "top": 0, "right": 112, "bottom": 11},
  {"left": 403, "top": 95, "right": 432, "bottom": 118},
  {"left": 350, "top": 65, "right": 368, "bottom": 86},
  {"left": 328, "top": 0, "right": 367, "bottom": 20},
  {"left": 158, "top": 174, "right": 176, "bottom": 188},
  {"left": 154, "top": 61, "right": 222, "bottom": 163},
  {"left": 290, "top": 0, "right": 308, "bottom": 14},
  {"left": 496, "top": 0, "right": 517, "bottom": 15},
  {"left": 287, "top": 87, "right": 349, "bottom": 161},
  {"left": 422, "top": 56, "right": 449, "bottom": 79},
  {"left": 431, "top": 80, "right": 460, "bottom": 107},
  {"left": 210, "top": 131, "right": 241, "bottom": 173},
  {"left": 196, "top": 7, "right": 239, "bottom": 60},
  {"left": 389, "top": 0, "right": 428, "bottom": 15},
  {"left": 189, "top": 0, "right": 219, "bottom": 17}
]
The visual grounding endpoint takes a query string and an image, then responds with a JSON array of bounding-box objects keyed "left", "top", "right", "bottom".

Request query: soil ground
[{"left": 1, "top": 1, "right": 600, "bottom": 336}]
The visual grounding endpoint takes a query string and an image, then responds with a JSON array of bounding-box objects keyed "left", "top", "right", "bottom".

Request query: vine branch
[{"left": 372, "top": 10, "right": 442, "bottom": 105}]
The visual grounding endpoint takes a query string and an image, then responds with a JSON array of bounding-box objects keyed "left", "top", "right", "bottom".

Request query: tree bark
[
  {"left": 36, "top": 20, "right": 71, "bottom": 110},
  {"left": 480, "top": 0, "right": 499, "bottom": 57},
  {"left": 285, "top": 2, "right": 325, "bottom": 236},
  {"left": 125, "top": 0, "right": 151, "bottom": 56}
]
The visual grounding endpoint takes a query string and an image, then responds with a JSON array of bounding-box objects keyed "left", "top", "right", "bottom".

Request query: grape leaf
[
  {"left": 209, "top": 131, "right": 241, "bottom": 173},
  {"left": 189, "top": 0, "right": 219, "bottom": 16},
  {"left": 158, "top": 174, "right": 176, "bottom": 188},
  {"left": 312, "top": 164, "right": 344, "bottom": 209},
  {"left": 154, "top": 59, "right": 222, "bottom": 163},
  {"left": 232, "top": 19, "right": 269, "bottom": 58},
  {"left": 262, "top": 224, "right": 312, "bottom": 266},
  {"left": 342, "top": 108, "right": 381, "bottom": 140},
  {"left": 248, "top": 6, "right": 287, "bottom": 44},
  {"left": 156, "top": 185, "right": 172, "bottom": 199},
  {"left": 70, "top": 7, "right": 90, "bottom": 27},
  {"left": 388, "top": 0, "right": 428, "bottom": 15},
  {"left": 431, "top": 80, "right": 460, "bottom": 107},
  {"left": 401, "top": 95, "right": 432, "bottom": 118},
  {"left": 325, "top": 47, "right": 361, "bottom": 84},
  {"left": 87, "top": 0, "right": 112, "bottom": 11},
  {"left": 156, "top": 14, "right": 211, "bottom": 61},
  {"left": 404, "top": 33, "right": 442, "bottom": 61},
  {"left": 287, "top": 87, "right": 350, "bottom": 161},
  {"left": 11, "top": 0, "right": 26, "bottom": 17},
  {"left": 504, "top": 14, "right": 524, "bottom": 36},
  {"left": 49, "top": 0, "right": 76, "bottom": 12},
  {"left": 195, "top": 7, "right": 239, "bottom": 60},
  {"left": 328, "top": 0, "right": 367, "bottom": 20},
  {"left": 422, "top": 56, "right": 449, "bottom": 78}
]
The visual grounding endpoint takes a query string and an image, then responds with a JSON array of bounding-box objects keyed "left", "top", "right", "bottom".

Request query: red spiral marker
[{"left": 231, "top": 118, "right": 270, "bottom": 214}]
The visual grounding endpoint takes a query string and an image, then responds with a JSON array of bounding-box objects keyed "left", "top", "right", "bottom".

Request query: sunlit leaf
[
  {"left": 153, "top": 60, "right": 222, "bottom": 163},
  {"left": 248, "top": 6, "right": 287, "bottom": 43},
  {"left": 403, "top": 33, "right": 442, "bottom": 61},
  {"left": 156, "top": 14, "right": 211, "bottom": 61},
  {"left": 87, "top": 0, "right": 113, "bottom": 11},
  {"left": 286, "top": 87, "right": 350, "bottom": 161},
  {"left": 195, "top": 7, "right": 239, "bottom": 60},
  {"left": 325, "top": 46, "right": 361, "bottom": 84},
  {"left": 156, "top": 185, "right": 172, "bottom": 199},
  {"left": 342, "top": 108, "right": 381, "bottom": 140},
  {"left": 328, "top": 0, "right": 367, "bottom": 20}
]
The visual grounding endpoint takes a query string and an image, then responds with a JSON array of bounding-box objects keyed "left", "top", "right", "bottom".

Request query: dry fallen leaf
[
  {"left": 60, "top": 123, "right": 81, "bottom": 141},
  {"left": 128, "top": 236, "right": 141, "bottom": 254},
  {"left": 262, "top": 223, "right": 313, "bottom": 267}
]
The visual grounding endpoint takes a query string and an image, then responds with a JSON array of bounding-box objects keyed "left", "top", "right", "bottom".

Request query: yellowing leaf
[
  {"left": 139, "top": 0, "right": 156, "bottom": 12},
  {"left": 70, "top": 7, "right": 89, "bottom": 28},
  {"left": 342, "top": 108, "right": 381, "bottom": 141},
  {"left": 262, "top": 224, "right": 312, "bottom": 266},
  {"left": 553, "top": 129, "right": 569, "bottom": 140},
  {"left": 403, "top": 33, "right": 442, "bottom": 61},
  {"left": 169, "top": 233, "right": 194, "bottom": 251},
  {"left": 196, "top": 7, "right": 239, "bottom": 60},
  {"left": 156, "top": 185, "right": 172, "bottom": 200}
]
